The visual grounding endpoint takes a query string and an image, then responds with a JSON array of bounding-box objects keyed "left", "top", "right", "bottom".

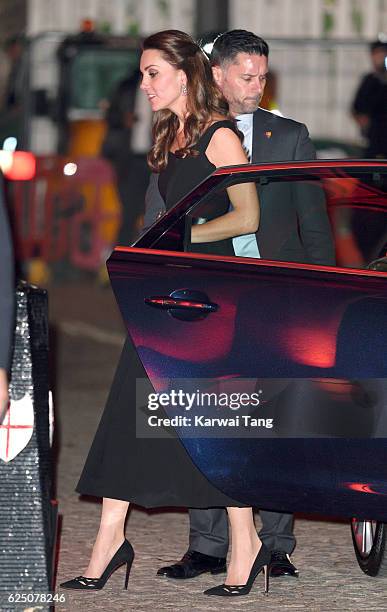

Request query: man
[
  {"left": 0, "top": 173, "right": 14, "bottom": 420},
  {"left": 143, "top": 30, "right": 335, "bottom": 579},
  {"left": 101, "top": 69, "right": 143, "bottom": 245},
  {"left": 352, "top": 38, "right": 387, "bottom": 159},
  {"left": 2, "top": 35, "right": 24, "bottom": 111}
]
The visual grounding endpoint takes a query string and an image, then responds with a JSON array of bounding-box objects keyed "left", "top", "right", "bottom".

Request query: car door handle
[
  {"left": 144, "top": 289, "right": 218, "bottom": 321},
  {"left": 145, "top": 297, "right": 218, "bottom": 311}
]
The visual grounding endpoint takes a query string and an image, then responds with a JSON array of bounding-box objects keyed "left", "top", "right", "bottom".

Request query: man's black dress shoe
[
  {"left": 157, "top": 550, "right": 226, "bottom": 579},
  {"left": 269, "top": 550, "right": 299, "bottom": 578}
]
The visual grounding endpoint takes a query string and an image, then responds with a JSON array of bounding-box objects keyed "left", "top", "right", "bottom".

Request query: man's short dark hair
[{"left": 210, "top": 30, "right": 269, "bottom": 67}]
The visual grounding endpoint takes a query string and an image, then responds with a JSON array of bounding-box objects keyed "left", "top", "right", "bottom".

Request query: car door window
[
  {"left": 185, "top": 170, "right": 387, "bottom": 270},
  {"left": 324, "top": 172, "right": 387, "bottom": 268},
  {"left": 139, "top": 166, "right": 387, "bottom": 272}
]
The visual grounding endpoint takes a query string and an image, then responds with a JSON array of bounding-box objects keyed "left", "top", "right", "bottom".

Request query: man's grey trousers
[{"left": 189, "top": 508, "right": 295, "bottom": 557}]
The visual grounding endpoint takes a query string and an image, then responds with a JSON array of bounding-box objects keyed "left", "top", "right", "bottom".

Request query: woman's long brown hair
[{"left": 143, "top": 30, "right": 233, "bottom": 172}]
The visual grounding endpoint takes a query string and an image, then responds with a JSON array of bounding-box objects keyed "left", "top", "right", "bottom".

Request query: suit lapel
[{"left": 252, "top": 109, "right": 277, "bottom": 162}]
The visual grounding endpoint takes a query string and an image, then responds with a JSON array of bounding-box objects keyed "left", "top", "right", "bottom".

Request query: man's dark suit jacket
[
  {"left": 0, "top": 176, "right": 14, "bottom": 370},
  {"left": 142, "top": 107, "right": 335, "bottom": 266}
]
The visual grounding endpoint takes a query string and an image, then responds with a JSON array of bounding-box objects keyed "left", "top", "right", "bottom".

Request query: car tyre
[{"left": 351, "top": 519, "right": 387, "bottom": 576}]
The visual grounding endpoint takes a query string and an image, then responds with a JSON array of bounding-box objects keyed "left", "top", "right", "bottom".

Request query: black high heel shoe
[
  {"left": 60, "top": 539, "right": 134, "bottom": 590},
  {"left": 204, "top": 542, "right": 270, "bottom": 597}
]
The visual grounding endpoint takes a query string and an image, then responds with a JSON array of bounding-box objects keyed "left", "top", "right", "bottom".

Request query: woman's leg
[
  {"left": 225, "top": 507, "right": 261, "bottom": 585},
  {"left": 84, "top": 497, "right": 129, "bottom": 577}
]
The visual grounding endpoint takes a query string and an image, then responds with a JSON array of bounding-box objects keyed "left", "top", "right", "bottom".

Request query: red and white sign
[{"left": 0, "top": 395, "right": 34, "bottom": 462}]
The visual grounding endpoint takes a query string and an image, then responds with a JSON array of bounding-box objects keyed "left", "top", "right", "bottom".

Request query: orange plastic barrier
[{"left": 10, "top": 156, "right": 121, "bottom": 271}]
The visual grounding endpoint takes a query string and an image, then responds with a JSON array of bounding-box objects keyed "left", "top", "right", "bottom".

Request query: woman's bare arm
[{"left": 191, "top": 127, "right": 259, "bottom": 244}]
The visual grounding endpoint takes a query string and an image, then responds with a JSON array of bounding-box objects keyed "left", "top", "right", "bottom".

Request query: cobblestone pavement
[{"left": 51, "top": 282, "right": 387, "bottom": 612}]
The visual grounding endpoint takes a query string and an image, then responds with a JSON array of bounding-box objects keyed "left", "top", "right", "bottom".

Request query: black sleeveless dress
[
  {"left": 76, "top": 120, "right": 244, "bottom": 508},
  {"left": 159, "top": 120, "right": 236, "bottom": 256}
]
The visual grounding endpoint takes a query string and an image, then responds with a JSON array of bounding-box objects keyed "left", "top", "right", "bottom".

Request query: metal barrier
[{"left": 10, "top": 156, "right": 122, "bottom": 273}]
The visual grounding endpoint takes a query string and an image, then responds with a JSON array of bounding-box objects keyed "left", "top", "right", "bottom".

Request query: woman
[{"left": 61, "top": 30, "right": 266, "bottom": 598}]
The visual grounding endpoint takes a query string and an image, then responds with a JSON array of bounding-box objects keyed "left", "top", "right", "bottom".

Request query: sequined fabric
[{"left": 0, "top": 283, "right": 56, "bottom": 609}]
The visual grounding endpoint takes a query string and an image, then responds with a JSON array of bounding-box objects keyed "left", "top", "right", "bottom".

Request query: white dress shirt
[{"left": 232, "top": 114, "right": 260, "bottom": 258}]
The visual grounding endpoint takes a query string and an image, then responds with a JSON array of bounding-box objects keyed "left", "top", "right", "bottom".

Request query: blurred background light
[
  {"left": 0, "top": 150, "right": 13, "bottom": 173},
  {"left": 2, "top": 137, "right": 17, "bottom": 152},
  {"left": 63, "top": 162, "right": 77, "bottom": 176},
  {"left": 1, "top": 151, "right": 36, "bottom": 180}
]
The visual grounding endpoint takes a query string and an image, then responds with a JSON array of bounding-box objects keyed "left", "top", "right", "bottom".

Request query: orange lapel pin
[{"left": 265, "top": 131, "right": 272, "bottom": 139}]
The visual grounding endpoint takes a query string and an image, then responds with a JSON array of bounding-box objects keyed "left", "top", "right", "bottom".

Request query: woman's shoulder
[
  {"left": 206, "top": 116, "right": 237, "bottom": 133},
  {"left": 197, "top": 117, "right": 239, "bottom": 150},
  {"left": 204, "top": 119, "right": 247, "bottom": 168},
  {"left": 205, "top": 120, "right": 241, "bottom": 145}
]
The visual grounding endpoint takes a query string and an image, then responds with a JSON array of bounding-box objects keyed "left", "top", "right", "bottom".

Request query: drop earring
[{"left": 181, "top": 84, "right": 188, "bottom": 96}]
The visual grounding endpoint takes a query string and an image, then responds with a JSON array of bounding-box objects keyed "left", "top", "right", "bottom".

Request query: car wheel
[{"left": 351, "top": 518, "right": 387, "bottom": 576}]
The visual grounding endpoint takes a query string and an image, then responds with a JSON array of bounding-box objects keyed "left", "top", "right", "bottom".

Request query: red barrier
[{"left": 10, "top": 156, "right": 121, "bottom": 271}]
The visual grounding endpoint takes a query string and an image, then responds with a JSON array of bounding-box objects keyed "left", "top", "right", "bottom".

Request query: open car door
[{"left": 107, "top": 161, "right": 387, "bottom": 520}]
